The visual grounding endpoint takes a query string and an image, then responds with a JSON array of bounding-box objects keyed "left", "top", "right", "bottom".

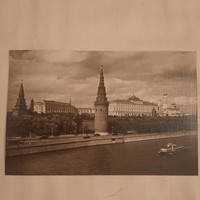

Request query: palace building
[
  {"left": 109, "top": 95, "right": 158, "bottom": 117},
  {"left": 94, "top": 66, "right": 109, "bottom": 134},
  {"left": 34, "top": 100, "right": 78, "bottom": 114}
]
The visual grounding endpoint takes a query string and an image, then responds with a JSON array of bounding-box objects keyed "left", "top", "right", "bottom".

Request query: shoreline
[{"left": 6, "top": 131, "right": 197, "bottom": 157}]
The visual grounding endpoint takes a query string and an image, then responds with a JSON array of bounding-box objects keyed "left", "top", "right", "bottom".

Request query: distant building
[
  {"left": 34, "top": 100, "right": 78, "bottom": 114},
  {"left": 158, "top": 93, "right": 181, "bottom": 116},
  {"left": 78, "top": 107, "right": 95, "bottom": 115},
  {"left": 109, "top": 95, "right": 158, "bottom": 117},
  {"left": 94, "top": 66, "right": 109, "bottom": 134},
  {"left": 12, "top": 82, "right": 28, "bottom": 116}
]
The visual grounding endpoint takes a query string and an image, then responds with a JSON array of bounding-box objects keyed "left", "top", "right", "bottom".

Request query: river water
[{"left": 6, "top": 134, "right": 198, "bottom": 175}]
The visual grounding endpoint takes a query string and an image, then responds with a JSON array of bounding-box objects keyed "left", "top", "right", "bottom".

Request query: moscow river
[{"left": 6, "top": 134, "right": 198, "bottom": 175}]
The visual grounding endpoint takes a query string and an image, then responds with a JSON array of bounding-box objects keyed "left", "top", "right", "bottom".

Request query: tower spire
[
  {"left": 95, "top": 65, "right": 107, "bottom": 103},
  {"left": 19, "top": 82, "right": 25, "bottom": 98},
  {"left": 12, "top": 81, "right": 28, "bottom": 116},
  {"left": 100, "top": 65, "right": 103, "bottom": 77}
]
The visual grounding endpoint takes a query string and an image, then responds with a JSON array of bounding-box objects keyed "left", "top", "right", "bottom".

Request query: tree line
[
  {"left": 108, "top": 115, "right": 197, "bottom": 134},
  {"left": 6, "top": 112, "right": 197, "bottom": 138},
  {"left": 6, "top": 112, "right": 84, "bottom": 138}
]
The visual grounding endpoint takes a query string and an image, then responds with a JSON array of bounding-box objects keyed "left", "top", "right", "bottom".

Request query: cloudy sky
[{"left": 7, "top": 51, "right": 197, "bottom": 112}]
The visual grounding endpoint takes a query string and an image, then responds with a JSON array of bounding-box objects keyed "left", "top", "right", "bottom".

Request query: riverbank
[{"left": 6, "top": 131, "right": 197, "bottom": 156}]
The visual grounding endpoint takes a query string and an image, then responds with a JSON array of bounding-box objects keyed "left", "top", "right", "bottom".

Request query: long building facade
[
  {"left": 34, "top": 100, "right": 78, "bottom": 114},
  {"left": 78, "top": 107, "right": 95, "bottom": 116},
  {"left": 109, "top": 95, "right": 158, "bottom": 116}
]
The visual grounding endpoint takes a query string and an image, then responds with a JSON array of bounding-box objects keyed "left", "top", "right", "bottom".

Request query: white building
[
  {"left": 158, "top": 93, "right": 181, "bottom": 116},
  {"left": 109, "top": 95, "right": 158, "bottom": 116},
  {"left": 78, "top": 107, "right": 95, "bottom": 115},
  {"left": 34, "top": 100, "right": 78, "bottom": 114}
]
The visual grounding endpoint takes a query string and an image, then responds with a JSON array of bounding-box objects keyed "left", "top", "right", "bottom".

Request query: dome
[{"left": 128, "top": 95, "right": 142, "bottom": 102}]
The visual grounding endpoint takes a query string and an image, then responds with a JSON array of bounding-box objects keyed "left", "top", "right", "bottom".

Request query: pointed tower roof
[
  {"left": 94, "top": 65, "right": 109, "bottom": 105},
  {"left": 12, "top": 81, "right": 28, "bottom": 116},
  {"left": 100, "top": 65, "right": 104, "bottom": 77},
  {"left": 18, "top": 81, "right": 25, "bottom": 98}
]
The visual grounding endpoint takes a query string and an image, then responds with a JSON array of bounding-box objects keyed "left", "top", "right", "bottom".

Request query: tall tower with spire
[
  {"left": 94, "top": 65, "right": 109, "bottom": 134},
  {"left": 12, "top": 81, "right": 28, "bottom": 116}
]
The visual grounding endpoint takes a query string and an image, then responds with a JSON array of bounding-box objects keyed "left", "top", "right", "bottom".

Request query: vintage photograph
[{"left": 5, "top": 51, "right": 198, "bottom": 175}]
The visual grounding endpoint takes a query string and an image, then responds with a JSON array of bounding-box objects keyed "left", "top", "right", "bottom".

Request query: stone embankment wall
[{"left": 6, "top": 131, "right": 197, "bottom": 157}]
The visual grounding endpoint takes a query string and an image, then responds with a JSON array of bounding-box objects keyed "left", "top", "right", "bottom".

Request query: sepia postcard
[
  {"left": 5, "top": 50, "right": 198, "bottom": 175},
  {"left": 0, "top": 1, "right": 200, "bottom": 200}
]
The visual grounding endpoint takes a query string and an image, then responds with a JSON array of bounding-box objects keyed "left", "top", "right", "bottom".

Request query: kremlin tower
[
  {"left": 94, "top": 66, "right": 109, "bottom": 134},
  {"left": 29, "top": 98, "right": 34, "bottom": 113},
  {"left": 12, "top": 81, "right": 28, "bottom": 116}
]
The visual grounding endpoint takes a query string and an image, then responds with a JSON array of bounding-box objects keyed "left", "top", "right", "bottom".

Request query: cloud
[
  {"left": 7, "top": 51, "right": 197, "bottom": 111},
  {"left": 158, "top": 64, "right": 196, "bottom": 80},
  {"left": 173, "top": 96, "right": 197, "bottom": 106}
]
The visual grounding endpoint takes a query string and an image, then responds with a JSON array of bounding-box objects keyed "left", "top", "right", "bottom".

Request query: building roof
[
  {"left": 43, "top": 100, "right": 71, "bottom": 105},
  {"left": 128, "top": 95, "right": 142, "bottom": 101},
  {"left": 35, "top": 100, "right": 78, "bottom": 109}
]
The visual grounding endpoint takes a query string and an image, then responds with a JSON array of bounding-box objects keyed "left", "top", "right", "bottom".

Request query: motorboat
[{"left": 158, "top": 143, "right": 185, "bottom": 155}]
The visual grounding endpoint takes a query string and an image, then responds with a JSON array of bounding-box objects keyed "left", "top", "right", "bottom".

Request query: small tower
[
  {"left": 29, "top": 98, "right": 34, "bottom": 113},
  {"left": 69, "top": 97, "right": 72, "bottom": 105},
  {"left": 12, "top": 81, "right": 28, "bottom": 116},
  {"left": 94, "top": 65, "right": 109, "bottom": 134}
]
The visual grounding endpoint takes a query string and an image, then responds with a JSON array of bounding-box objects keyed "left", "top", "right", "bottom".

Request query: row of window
[
  {"left": 111, "top": 107, "right": 156, "bottom": 111},
  {"left": 110, "top": 103, "right": 155, "bottom": 108},
  {"left": 46, "top": 109, "right": 74, "bottom": 112},
  {"left": 79, "top": 109, "right": 94, "bottom": 113},
  {"left": 110, "top": 112, "right": 152, "bottom": 116},
  {"left": 34, "top": 106, "right": 75, "bottom": 113}
]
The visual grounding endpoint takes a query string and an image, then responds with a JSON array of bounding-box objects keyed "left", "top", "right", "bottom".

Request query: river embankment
[{"left": 6, "top": 131, "right": 197, "bottom": 156}]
